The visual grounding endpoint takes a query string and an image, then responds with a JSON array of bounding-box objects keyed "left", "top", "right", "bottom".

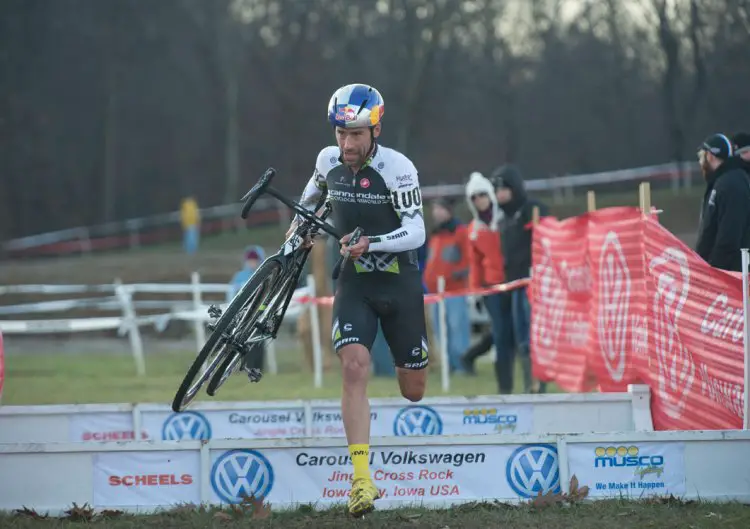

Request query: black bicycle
[{"left": 171, "top": 168, "right": 360, "bottom": 413}]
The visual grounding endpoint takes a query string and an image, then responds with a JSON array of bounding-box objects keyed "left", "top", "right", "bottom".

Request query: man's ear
[{"left": 372, "top": 123, "right": 382, "bottom": 138}]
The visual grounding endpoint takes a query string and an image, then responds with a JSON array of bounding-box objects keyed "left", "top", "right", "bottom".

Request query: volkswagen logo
[
  {"left": 506, "top": 444, "right": 560, "bottom": 498},
  {"left": 162, "top": 411, "right": 212, "bottom": 441},
  {"left": 393, "top": 405, "right": 443, "bottom": 436},
  {"left": 211, "top": 449, "right": 274, "bottom": 504}
]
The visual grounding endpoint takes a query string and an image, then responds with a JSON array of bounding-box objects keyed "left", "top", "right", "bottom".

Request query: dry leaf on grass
[
  {"left": 13, "top": 507, "right": 48, "bottom": 520},
  {"left": 531, "top": 489, "right": 565, "bottom": 508},
  {"left": 241, "top": 494, "right": 272, "bottom": 519},
  {"left": 530, "top": 476, "right": 590, "bottom": 508},
  {"left": 64, "top": 502, "right": 95, "bottom": 522},
  {"left": 567, "top": 475, "right": 590, "bottom": 502}
]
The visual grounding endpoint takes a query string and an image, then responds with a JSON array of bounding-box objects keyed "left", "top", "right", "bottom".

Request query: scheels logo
[
  {"left": 162, "top": 411, "right": 212, "bottom": 441},
  {"left": 506, "top": 444, "right": 560, "bottom": 498},
  {"left": 211, "top": 449, "right": 274, "bottom": 504},
  {"left": 109, "top": 474, "right": 193, "bottom": 487}
]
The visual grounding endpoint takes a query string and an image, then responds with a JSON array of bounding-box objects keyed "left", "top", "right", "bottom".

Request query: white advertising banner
[
  {"left": 92, "top": 451, "right": 200, "bottom": 507},
  {"left": 141, "top": 408, "right": 307, "bottom": 441},
  {"left": 566, "top": 441, "right": 686, "bottom": 498},
  {"left": 208, "top": 443, "right": 561, "bottom": 507},
  {"left": 368, "top": 404, "right": 533, "bottom": 437},
  {"left": 69, "top": 413, "right": 148, "bottom": 442},
  {"left": 142, "top": 403, "right": 534, "bottom": 442}
]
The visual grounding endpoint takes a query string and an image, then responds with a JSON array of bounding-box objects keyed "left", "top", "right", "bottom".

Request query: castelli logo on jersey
[
  {"left": 360, "top": 178, "right": 370, "bottom": 189},
  {"left": 597, "top": 231, "right": 631, "bottom": 382},
  {"left": 648, "top": 247, "right": 695, "bottom": 419},
  {"left": 531, "top": 237, "right": 566, "bottom": 364}
]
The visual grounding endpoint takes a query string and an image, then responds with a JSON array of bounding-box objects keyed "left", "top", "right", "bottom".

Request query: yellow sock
[{"left": 349, "top": 444, "right": 370, "bottom": 481}]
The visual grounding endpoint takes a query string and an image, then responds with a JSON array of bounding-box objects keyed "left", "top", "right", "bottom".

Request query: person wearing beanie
[
  {"left": 464, "top": 171, "right": 509, "bottom": 390},
  {"left": 487, "top": 163, "right": 549, "bottom": 395},
  {"left": 423, "top": 197, "right": 471, "bottom": 373},
  {"left": 695, "top": 133, "right": 750, "bottom": 272}
]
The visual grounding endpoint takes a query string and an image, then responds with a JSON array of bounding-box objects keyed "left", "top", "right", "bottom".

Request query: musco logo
[{"left": 392, "top": 188, "right": 422, "bottom": 210}]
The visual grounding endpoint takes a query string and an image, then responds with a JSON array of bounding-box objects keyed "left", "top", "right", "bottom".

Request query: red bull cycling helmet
[{"left": 327, "top": 84, "right": 385, "bottom": 129}]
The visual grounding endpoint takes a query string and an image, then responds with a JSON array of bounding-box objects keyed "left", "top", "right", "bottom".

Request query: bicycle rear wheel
[
  {"left": 206, "top": 260, "right": 300, "bottom": 396},
  {"left": 170, "top": 259, "right": 283, "bottom": 412}
]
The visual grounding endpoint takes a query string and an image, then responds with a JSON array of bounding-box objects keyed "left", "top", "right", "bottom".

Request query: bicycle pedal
[
  {"left": 245, "top": 368, "right": 263, "bottom": 383},
  {"left": 207, "top": 305, "right": 222, "bottom": 318}
]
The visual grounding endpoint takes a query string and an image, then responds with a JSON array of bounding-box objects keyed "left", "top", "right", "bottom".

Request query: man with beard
[
  {"left": 287, "top": 83, "right": 427, "bottom": 517},
  {"left": 695, "top": 133, "right": 750, "bottom": 272}
]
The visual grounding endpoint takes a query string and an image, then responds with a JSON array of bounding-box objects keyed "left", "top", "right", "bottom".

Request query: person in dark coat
[
  {"left": 695, "top": 133, "right": 750, "bottom": 272},
  {"left": 487, "top": 164, "right": 549, "bottom": 394}
]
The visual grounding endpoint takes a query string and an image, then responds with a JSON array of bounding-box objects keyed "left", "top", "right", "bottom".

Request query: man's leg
[
  {"left": 379, "top": 285, "right": 429, "bottom": 402},
  {"left": 331, "top": 293, "right": 379, "bottom": 516}
]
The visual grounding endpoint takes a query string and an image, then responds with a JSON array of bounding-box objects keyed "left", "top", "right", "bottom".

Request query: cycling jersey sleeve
[
  {"left": 294, "top": 148, "right": 336, "bottom": 224},
  {"left": 368, "top": 161, "right": 426, "bottom": 253}
]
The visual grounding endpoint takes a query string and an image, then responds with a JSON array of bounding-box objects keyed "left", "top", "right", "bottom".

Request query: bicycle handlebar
[{"left": 332, "top": 227, "right": 363, "bottom": 281}]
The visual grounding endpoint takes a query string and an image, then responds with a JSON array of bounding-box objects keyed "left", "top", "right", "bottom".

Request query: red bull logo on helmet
[{"left": 335, "top": 106, "right": 357, "bottom": 122}]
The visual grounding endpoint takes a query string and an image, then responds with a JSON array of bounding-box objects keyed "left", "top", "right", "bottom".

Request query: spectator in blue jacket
[
  {"left": 227, "top": 244, "right": 267, "bottom": 370},
  {"left": 228, "top": 245, "right": 266, "bottom": 301}
]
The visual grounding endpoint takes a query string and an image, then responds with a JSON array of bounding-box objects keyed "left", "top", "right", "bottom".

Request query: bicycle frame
[{"left": 257, "top": 199, "right": 335, "bottom": 339}]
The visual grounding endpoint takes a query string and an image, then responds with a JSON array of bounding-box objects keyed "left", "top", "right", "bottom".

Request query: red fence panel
[{"left": 530, "top": 207, "right": 745, "bottom": 430}]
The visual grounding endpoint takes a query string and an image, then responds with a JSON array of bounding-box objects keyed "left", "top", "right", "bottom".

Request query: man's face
[
  {"left": 698, "top": 149, "right": 719, "bottom": 178},
  {"left": 246, "top": 257, "right": 259, "bottom": 269},
  {"left": 336, "top": 124, "right": 380, "bottom": 168},
  {"left": 496, "top": 187, "right": 512, "bottom": 205},
  {"left": 471, "top": 193, "right": 491, "bottom": 212}
]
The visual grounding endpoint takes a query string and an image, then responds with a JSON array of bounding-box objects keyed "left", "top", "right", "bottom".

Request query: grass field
[
  {"left": 1, "top": 347, "right": 555, "bottom": 405},
  {"left": 2, "top": 498, "right": 749, "bottom": 528}
]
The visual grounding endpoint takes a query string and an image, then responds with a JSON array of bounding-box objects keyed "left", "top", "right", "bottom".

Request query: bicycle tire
[
  {"left": 170, "top": 259, "right": 283, "bottom": 412},
  {"left": 206, "top": 259, "right": 300, "bottom": 396}
]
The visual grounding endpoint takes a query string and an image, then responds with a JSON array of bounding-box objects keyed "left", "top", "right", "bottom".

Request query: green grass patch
[{"left": 1, "top": 349, "right": 558, "bottom": 405}]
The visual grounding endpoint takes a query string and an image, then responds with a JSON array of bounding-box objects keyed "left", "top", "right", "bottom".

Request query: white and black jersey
[
  {"left": 297, "top": 143, "right": 426, "bottom": 277},
  {"left": 294, "top": 143, "right": 429, "bottom": 370}
]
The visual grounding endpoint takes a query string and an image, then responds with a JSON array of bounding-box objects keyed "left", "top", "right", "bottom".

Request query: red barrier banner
[
  {"left": 531, "top": 207, "right": 746, "bottom": 430},
  {"left": 530, "top": 214, "right": 591, "bottom": 392},
  {"left": 643, "top": 220, "right": 744, "bottom": 430},
  {"left": 587, "top": 207, "right": 648, "bottom": 392}
]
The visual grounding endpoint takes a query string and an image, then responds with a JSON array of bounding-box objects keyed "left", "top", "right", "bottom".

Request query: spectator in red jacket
[
  {"left": 464, "top": 171, "right": 508, "bottom": 390},
  {"left": 424, "top": 198, "right": 471, "bottom": 373}
]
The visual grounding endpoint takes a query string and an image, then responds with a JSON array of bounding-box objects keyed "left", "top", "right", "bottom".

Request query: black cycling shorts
[{"left": 331, "top": 279, "right": 428, "bottom": 370}]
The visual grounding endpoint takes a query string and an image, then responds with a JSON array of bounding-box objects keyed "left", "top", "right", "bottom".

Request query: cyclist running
[{"left": 286, "top": 83, "right": 429, "bottom": 517}]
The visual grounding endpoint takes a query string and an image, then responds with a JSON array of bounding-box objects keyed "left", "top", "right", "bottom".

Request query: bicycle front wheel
[
  {"left": 206, "top": 259, "right": 300, "bottom": 396},
  {"left": 170, "top": 259, "right": 283, "bottom": 412}
]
